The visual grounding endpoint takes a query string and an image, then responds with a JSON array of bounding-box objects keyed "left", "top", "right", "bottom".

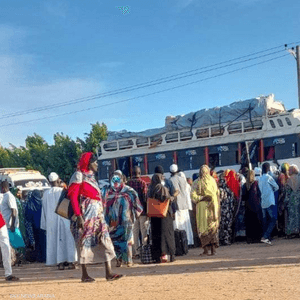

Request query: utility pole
[
  {"left": 286, "top": 44, "right": 300, "bottom": 108},
  {"left": 296, "top": 45, "right": 300, "bottom": 109}
]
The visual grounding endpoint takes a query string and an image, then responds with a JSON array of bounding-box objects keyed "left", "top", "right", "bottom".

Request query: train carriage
[{"left": 97, "top": 95, "right": 300, "bottom": 184}]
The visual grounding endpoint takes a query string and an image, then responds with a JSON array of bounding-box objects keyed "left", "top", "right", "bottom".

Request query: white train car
[{"left": 98, "top": 94, "right": 300, "bottom": 182}]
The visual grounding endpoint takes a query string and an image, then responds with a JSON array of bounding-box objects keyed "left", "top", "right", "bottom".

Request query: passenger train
[{"left": 97, "top": 94, "right": 300, "bottom": 183}]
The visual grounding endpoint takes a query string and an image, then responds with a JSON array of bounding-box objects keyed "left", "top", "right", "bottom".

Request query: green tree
[
  {"left": 25, "top": 133, "right": 50, "bottom": 175},
  {"left": 48, "top": 133, "right": 81, "bottom": 182},
  {"left": 83, "top": 122, "right": 108, "bottom": 153},
  {"left": 9, "top": 147, "right": 31, "bottom": 168},
  {"left": 0, "top": 147, "right": 12, "bottom": 168}
]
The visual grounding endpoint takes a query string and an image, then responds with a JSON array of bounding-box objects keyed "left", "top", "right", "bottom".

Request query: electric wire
[
  {"left": 1, "top": 42, "right": 298, "bottom": 119},
  {"left": 1, "top": 53, "right": 289, "bottom": 127}
]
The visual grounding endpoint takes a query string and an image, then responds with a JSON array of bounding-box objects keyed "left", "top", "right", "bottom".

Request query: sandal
[
  {"left": 106, "top": 274, "right": 123, "bottom": 281},
  {"left": 5, "top": 275, "right": 19, "bottom": 281}
]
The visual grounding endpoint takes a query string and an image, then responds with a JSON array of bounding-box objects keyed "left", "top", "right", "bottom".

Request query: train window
[
  {"left": 211, "top": 126, "right": 224, "bottom": 137},
  {"left": 196, "top": 128, "right": 209, "bottom": 139},
  {"left": 136, "top": 137, "right": 149, "bottom": 148},
  {"left": 119, "top": 140, "right": 134, "bottom": 150},
  {"left": 150, "top": 135, "right": 163, "bottom": 147},
  {"left": 269, "top": 120, "right": 276, "bottom": 128},
  {"left": 244, "top": 120, "right": 263, "bottom": 132},
  {"left": 285, "top": 117, "right": 292, "bottom": 126},
  {"left": 264, "top": 146, "right": 275, "bottom": 160},
  {"left": 228, "top": 123, "right": 242, "bottom": 134},
  {"left": 277, "top": 119, "right": 284, "bottom": 127},
  {"left": 179, "top": 131, "right": 193, "bottom": 141},
  {"left": 103, "top": 142, "right": 118, "bottom": 151},
  {"left": 165, "top": 133, "right": 178, "bottom": 143}
]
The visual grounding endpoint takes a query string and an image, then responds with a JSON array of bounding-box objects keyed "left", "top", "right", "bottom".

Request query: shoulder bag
[
  {"left": 147, "top": 198, "right": 170, "bottom": 218},
  {"left": 55, "top": 189, "right": 74, "bottom": 220}
]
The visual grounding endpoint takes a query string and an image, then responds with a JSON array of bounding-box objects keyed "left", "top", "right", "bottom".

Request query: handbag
[
  {"left": 139, "top": 234, "right": 154, "bottom": 264},
  {"left": 8, "top": 228, "right": 25, "bottom": 249},
  {"left": 55, "top": 189, "right": 74, "bottom": 220},
  {"left": 140, "top": 244, "right": 154, "bottom": 264},
  {"left": 147, "top": 198, "right": 170, "bottom": 218}
]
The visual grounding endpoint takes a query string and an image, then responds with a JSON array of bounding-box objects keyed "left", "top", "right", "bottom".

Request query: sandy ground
[{"left": 1, "top": 238, "right": 300, "bottom": 300}]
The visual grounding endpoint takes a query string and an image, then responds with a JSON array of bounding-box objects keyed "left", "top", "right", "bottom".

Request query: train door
[{"left": 117, "top": 157, "right": 130, "bottom": 178}]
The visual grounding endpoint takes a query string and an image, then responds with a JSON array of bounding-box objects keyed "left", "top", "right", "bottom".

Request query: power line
[
  {"left": 1, "top": 42, "right": 298, "bottom": 119},
  {"left": 1, "top": 53, "right": 289, "bottom": 127}
]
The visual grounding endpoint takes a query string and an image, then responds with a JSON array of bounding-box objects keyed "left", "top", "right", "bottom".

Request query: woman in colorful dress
[
  {"left": 284, "top": 165, "right": 300, "bottom": 237},
  {"left": 225, "top": 170, "right": 244, "bottom": 239},
  {"left": 277, "top": 163, "right": 290, "bottom": 236},
  {"left": 191, "top": 165, "right": 220, "bottom": 256},
  {"left": 218, "top": 171, "right": 235, "bottom": 246},
  {"left": 68, "top": 152, "right": 122, "bottom": 282},
  {"left": 103, "top": 174, "right": 143, "bottom": 267},
  {"left": 243, "top": 170, "right": 263, "bottom": 243}
]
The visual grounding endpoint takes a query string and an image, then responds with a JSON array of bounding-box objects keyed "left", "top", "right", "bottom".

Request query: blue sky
[{"left": 0, "top": 0, "right": 299, "bottom": 147}]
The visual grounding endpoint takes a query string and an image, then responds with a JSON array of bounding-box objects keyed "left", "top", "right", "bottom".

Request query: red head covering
[
  {"left": 225, "top": 170, "right": 240, "bottom": 199},
  {"left": 77, "top": 152, "right": 93, "bottom": 173}
]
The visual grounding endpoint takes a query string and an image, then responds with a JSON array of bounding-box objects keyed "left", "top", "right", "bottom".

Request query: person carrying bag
[{"left": 148, "top": 172, "right": 176, "bottom": 263}]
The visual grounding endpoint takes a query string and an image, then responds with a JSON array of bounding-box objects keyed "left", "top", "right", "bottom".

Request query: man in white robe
[
  {"left": 41, "top": 172, "right": 77, "bottom": 269},
  {"left": 169, "top": 164, "right": 194, "bottom": 246}
]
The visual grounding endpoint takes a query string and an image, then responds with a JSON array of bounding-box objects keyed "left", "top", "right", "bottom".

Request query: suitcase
[{"left": 175, "top": 229, "right": 189, "bottom": 256}]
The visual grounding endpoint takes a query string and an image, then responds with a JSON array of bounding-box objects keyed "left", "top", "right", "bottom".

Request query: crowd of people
[{"left": 1, "top": 151, "right": 300, "bottom": 283}]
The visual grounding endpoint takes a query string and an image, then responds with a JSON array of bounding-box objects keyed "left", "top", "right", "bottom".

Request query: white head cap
[
  {"left": 48, "top": 172, "right": 59, "bottom": 182},
  {"left": 114, "top": 170, "right": 123, "bottom": 177},
  {"left": 170, "top": 164, "right": 178, "bottom": 173},
  {"left": 254, "top": 167, "right": 262, "bottom": 176}
]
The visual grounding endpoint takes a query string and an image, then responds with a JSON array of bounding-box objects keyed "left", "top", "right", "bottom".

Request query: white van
[{"left": 0, "top": 168, "right": 50, "bottom": 199}]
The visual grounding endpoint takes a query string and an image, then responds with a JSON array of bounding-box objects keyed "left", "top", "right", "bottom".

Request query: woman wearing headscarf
[
  {"left": 68, "top": 152, "right": 122, "bottom": 282},
  {"left": 191, "top": 165, "right": 220, "bottom": 256},
  {"left": 242, "top": 170, "right": 263, "bottom": 243},
  {"left": 284, "top": 165, "right": 300, "bottom": 237},
  {"left": 103, "top": 174, "right": 143, "bottom": 267},
  {"left": 277, "top": 163, "right": 290, "bottom": 236},
  {"left": 218, "top": 171, "right": 235, "bottom": 246},
  {"left": 148, "top": 173, "right": 176, "bottom": 263},
  {"left": 225, "top": 169, "right": 244, "bottom": 239},
  {"left": 24, "top": 189, "right": 46, "bottom": 262}
]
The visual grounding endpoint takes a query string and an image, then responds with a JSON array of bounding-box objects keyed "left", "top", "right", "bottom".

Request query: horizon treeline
[{"left": 0, "top": 122, "right": 107, "bottom": 183}]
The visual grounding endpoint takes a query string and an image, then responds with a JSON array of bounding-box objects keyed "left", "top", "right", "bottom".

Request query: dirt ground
[{"left": 1, "top": 238, "right": 300, "bottom": 300}]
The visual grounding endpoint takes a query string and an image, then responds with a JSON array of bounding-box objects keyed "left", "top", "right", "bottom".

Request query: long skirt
[
  {"left": 151, "top": 215, "right": 176, "bottom": 261},
  {"left": 71, "top": 197, "right": 115, "bottom": 265},
  {"left": 245, "top": 207, "right": 263, "bottom": 243},
  {"left": 200, "top": 230, "right": 219, "bottom": 248},
  {"left": 109, "top": 223, "right": 134, "bottom": 264}
]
